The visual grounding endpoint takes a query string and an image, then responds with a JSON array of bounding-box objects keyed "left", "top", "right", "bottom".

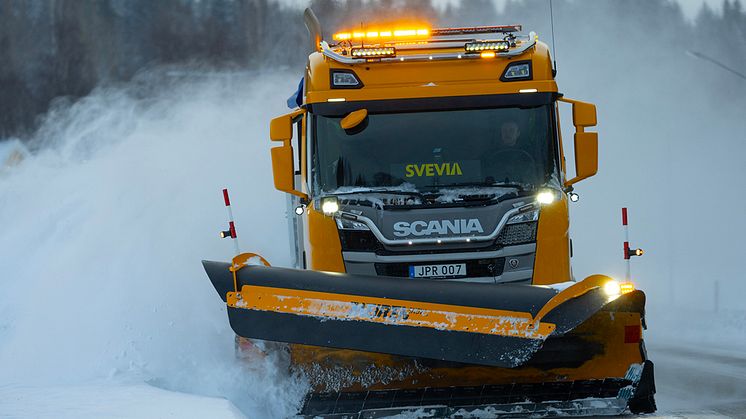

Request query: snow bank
[
  {"left": 0, "top": 382, "right": 246, "bottom": 419},
  {"left": 0, "top": 70, "right": 307, "bottom": 417}
]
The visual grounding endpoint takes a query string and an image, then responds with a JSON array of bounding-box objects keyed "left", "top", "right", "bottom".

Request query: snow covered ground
[{"left": 0, "top": 382, "right": 246, "bottom": 419}]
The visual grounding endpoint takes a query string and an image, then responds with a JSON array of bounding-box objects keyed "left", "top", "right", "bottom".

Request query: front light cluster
[
  {"left": 536, "top": 190, "right": 556, "bottom": 205},
  {"left": 320, "top": 197, "right": 339, "bottom": 215},
  {"left": 603, "top": 280, "right": 637, "bottom": 297},
  {"left": 507, "top": 209, "right": 539, "bottom": 225}
]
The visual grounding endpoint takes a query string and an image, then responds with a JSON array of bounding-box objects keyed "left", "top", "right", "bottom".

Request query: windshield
[{"left": 312, "top": 105, "right": 557, "bottom": 195}]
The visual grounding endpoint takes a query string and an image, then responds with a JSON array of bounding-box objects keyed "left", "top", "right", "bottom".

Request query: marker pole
[
  {"left": 622, "top": 207, "right": 630, "bottom": 282},
  {"left": 223, "top": 188, "right": 241, "bottom": 256}
]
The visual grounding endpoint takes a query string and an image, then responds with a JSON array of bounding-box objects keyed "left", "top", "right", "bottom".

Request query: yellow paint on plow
[{"left": 227, "top": 285, "right": 555, "bottom": 339}]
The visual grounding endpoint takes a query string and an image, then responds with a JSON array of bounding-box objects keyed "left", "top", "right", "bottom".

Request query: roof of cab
[{"left": 303, "top": 28, "right": 557, "bottom": 105}]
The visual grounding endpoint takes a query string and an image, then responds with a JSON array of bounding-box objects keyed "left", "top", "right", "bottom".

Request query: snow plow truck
[{"left": 203, "top": 8, "right": 656, "bottom": 418}]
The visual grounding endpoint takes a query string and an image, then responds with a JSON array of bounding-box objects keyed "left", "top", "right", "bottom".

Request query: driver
[
  {"left": 500, "top": 121, "right": 521, "bottom": 148},
  {"left": 483, "top": 120, "right": 537, "bottom": 184}
]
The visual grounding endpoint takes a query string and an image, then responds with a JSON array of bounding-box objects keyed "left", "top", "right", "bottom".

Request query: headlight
[
  {"left": 335, "top": 217, "right": 370, "bottom": 231},
  {"left": 603, "top": 280, "right": 621, "bottom": 297},
  {"left": 507, "top": 209, "right": 539, "bottom": 225},
  {"left": 536, "top": 189, "right": 557, "bottom": 205},
  {"left": 321, "top": 197, "right": 339, "bottom": 215}
]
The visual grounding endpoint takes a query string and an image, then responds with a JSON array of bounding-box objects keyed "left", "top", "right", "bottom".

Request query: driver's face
[{"left": 500, "top": 122, "right": 520, "bottom": 147}]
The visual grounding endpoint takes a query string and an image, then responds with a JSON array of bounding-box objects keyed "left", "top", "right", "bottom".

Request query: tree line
[{"left": 1, "top": 0, "right": 744, "bottom": 139}]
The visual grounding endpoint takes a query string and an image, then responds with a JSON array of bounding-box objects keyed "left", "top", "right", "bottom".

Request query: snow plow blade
[{"left": 202, "top": 260, "right": 630, "bottom": 368}]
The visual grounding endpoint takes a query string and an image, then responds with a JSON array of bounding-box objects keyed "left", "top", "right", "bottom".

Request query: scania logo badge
[
  {"left": 392, "top": 218, "right": 484, "bottom": 237},
  {"left": 508, "top": 258, "right": 520, "bottom": 269}
]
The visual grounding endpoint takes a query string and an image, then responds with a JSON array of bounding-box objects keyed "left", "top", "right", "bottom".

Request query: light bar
[
  {"left": 465, "top": 41, "right": 510, "bottom": 53},
  {"left": 333, "top": 29, "right": 429, "bottom": 41},
  {"left": 333, "top": 25, "right": 520, "bottom": 42},
  {"left": 430, "top": 25, "right": 522, "bottom": 36},
  {"left": 351, "top": 47, "right": 396, "bottom": 58}
]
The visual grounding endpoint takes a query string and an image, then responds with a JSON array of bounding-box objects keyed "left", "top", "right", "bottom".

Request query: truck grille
[
  {"left": 339, "top": 222, "right": 537, "bottom": 253},
  {"left": 375, "top": 257, "right": 505, "bottom": 279},
  {"left": 496, "top": 221, "right": 537, "bottom": 246}
]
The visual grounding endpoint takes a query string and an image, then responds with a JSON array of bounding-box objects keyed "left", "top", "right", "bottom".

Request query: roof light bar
[
  {"left": 465, "top": 41, "right": 510, "bottom": 53},
  {"left": 351, "top": 47, "right": 396, "bottom": 58},
  {"left": 333, "top": 24, "right": 522, "bottom": 43},
  {"left": 430, "top": 25, "right": 522, "bottom": 36},
  {"left": 334, "top": 29, "right": 428, "bottom": 41}
]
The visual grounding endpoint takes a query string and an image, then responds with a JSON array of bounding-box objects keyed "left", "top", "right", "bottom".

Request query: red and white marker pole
[
  {"left": 622, "top": 207, "right": 631, "bottom": 282},
  {"left": 221, "top": 188, "right": 241, "bottom": 256},
  {"left": 622, "top": 207, "right": 644, "bottom": 282}
]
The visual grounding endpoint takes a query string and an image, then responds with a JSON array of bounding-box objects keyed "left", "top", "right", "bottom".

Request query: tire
[{"left": 629, "top": 360, "right": 657, "bottom": 414}]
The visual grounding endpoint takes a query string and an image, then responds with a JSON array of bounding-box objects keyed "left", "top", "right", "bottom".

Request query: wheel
[
  {"left": 628, "top": 394, "right": 657, "bottom": 414},
  {"left": 629, "top": 360, "right": 657, "bottom": 414}
]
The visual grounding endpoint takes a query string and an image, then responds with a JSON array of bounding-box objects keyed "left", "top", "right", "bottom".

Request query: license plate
[{"left": 409, "top": 263, "right": 467, "bottom": 278}]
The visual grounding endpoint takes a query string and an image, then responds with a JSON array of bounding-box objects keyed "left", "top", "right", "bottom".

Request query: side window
[
  {"left": 556, "top": 101, "right": 573, "bottom": 183},
  {"left": 307, "top": 115, "right": 315, "bottom": 196},
  {"left": 293, "top": 117, "right": 302, "bottom": 176}
]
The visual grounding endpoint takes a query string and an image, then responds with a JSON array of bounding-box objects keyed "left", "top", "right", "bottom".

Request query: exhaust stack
[{"left": 304, "top": 8, "right": 322, "bottom": 52}]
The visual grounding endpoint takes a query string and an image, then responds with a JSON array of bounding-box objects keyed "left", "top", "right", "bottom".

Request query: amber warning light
[{"left": 334, "top": 28, "right": 429, "bottom": 41}]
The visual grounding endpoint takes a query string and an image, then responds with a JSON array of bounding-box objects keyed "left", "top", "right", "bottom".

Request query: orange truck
[{"left": 203, "top": 8, "right": 656, "bottom": 417}]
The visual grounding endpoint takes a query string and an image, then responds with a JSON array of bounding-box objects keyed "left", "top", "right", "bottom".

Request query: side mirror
[
  {"left": 559, "top": 98, "right": 598, "bottom": 187},
  {"left": 570, "top": 132, "right": 598, "bottom": 184},
  {"left": 571, "top": 101, "right": 597, "bottom": 128},
  {"left": 270, "top": 109, "right": 303, "bottom": 142},
  {"left": 340, "top": 109, "right": 368, "bottom": 130},
  {"left": 269, "top": 109, "right": 308, "bottom": 199}
]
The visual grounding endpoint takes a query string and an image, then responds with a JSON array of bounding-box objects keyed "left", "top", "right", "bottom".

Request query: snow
[
  {"left": 329, "top": 184, "right": 520, "bottom": 206},
  {"left": 0, "top": 138, "right": 27, "bottom": 172},
  {"left": 432, "top": 186, "right": 517, "bottom": 203},
  {"left": 0, "top": 71, "right": 307, "bottom": 418},
  {"left": 0, "top": 382, "right": 246, "bottom": 419}
]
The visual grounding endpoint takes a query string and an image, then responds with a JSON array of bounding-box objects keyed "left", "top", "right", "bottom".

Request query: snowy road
[{"left": 641, "top": 344, "right": 746, "bottom": 418}]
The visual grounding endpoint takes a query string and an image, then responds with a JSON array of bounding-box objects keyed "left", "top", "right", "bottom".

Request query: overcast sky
[
  {"left": 281, "top": 0, "right": 726, "bottom": 21},
  {"left": 435, "top": 0, "right": 724, "bottom": 20}
]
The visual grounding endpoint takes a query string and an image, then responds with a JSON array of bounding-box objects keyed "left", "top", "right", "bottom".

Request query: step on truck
[{"left": 203, "top": 8, "right": 657, "bottom": 418}]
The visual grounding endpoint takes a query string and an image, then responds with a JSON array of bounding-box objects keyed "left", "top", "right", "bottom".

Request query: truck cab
[{"left": 270, "top": 20, "right": 598, "bottom": 288}]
